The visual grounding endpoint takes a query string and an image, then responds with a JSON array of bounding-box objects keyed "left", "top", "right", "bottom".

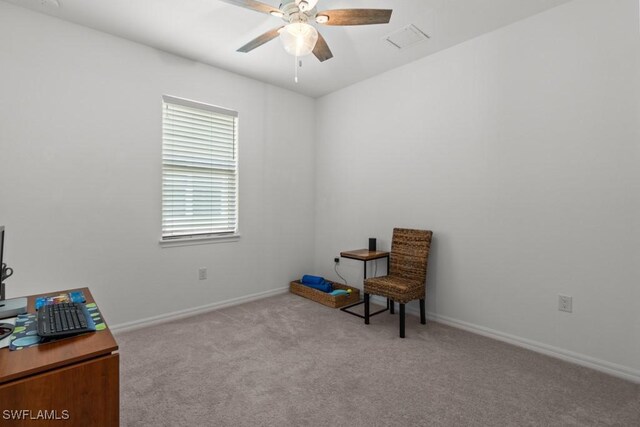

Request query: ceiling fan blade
[
  {"left": 237, "top": 26, "right": 284, "bottom": 53},
  {"left": 316, "top": 9, "right": 392, "bottom": 26},
  {"left": 218, "top": 0, "right": 280, "bottom": 15},
  {"left": 313, "top": 31, "right": 333, "bottom": 62}
]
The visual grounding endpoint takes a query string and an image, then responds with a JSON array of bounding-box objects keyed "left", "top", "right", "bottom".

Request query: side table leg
[{"left": 364, "top": 293, "right": 370, "bottom": 325}]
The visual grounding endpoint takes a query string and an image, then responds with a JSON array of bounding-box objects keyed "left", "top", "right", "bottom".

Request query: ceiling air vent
[{"left": 384, "top": 24, "right": 430, "bottom": 50}]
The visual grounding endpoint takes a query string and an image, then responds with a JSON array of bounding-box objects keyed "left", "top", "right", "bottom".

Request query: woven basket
[{"left": 290, "top": 280, "right": 360, "bottom": 308}]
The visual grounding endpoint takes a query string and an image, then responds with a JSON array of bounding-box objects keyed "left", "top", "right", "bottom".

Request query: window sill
[{"left": 159, "top": 233, "right": 241, "bottom": 248}]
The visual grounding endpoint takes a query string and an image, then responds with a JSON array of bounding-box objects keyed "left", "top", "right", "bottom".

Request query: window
[{"left": 161, "top": 95, "right": 238, "bottom": 241}]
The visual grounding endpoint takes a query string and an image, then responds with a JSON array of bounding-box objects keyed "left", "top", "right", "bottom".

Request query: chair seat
[{"left": 364, "top": 275, "right": 424, "bottom": 304}]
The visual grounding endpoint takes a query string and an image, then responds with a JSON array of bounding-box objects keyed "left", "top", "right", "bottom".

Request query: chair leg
[
  {"left": 364, "top": 293, "right": 370, "bottom": 325},
  {"left": 399, "top": 304, "right": 405, "bottom": 338},
  {"left": 420, "top": 299, "right": 426, "bottom": 325},
  {"left": 390, "top": 300, "right": 395, "bottom": 314}
]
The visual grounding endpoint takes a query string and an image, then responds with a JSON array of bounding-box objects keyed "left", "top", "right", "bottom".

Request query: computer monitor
[
  {"left": 0, "top": 226, "right": 4, "bottom": 270},
  {"left": 0, "top": 226, "right": 4, "bottom": 300}
]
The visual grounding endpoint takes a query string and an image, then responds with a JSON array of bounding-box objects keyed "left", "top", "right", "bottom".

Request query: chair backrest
[{"left": 389, "top": 228, "right": 433, "bottom": 284}]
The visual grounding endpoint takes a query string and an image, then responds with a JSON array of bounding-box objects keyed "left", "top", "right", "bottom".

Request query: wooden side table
[{"left": 339, "top": 249, "right": 390, "bottom": 319}]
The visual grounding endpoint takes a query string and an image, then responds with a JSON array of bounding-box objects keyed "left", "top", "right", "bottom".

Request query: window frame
[{"left": 159, "top": 95, "right": 240, "bottom": 247}]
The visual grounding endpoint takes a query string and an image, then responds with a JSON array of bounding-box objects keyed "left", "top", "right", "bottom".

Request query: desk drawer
[{"left": 0, "top": 353, "right": 119, "bottom": 426}]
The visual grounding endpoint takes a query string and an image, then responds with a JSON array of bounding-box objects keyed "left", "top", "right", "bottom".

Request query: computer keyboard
[{"left": 37, "top": 302, "right": 94, "bottom": 338}]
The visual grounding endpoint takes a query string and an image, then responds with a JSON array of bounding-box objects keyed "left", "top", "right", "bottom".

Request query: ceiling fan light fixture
[
  {"left": 315, "top": 15, "right": 329, "bottom": 24},
  {"left": 279, "top": 23, "right": 318, "bottom": 57},
  {"left": 296, "top": 0, "right": 318, "bottom": 13}
]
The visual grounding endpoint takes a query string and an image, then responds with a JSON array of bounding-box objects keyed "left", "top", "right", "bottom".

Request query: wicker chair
[{"left": 363, "top": 228, "right": 433, "bottom": 338}]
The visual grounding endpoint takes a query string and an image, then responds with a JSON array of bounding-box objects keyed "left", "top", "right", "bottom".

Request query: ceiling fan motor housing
[{"left": 280, "top": 0, "right": 317, "bottom": 24}]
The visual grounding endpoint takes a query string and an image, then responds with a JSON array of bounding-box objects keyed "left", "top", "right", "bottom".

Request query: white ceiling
[{"left": 4, "top": 0, "right": 572, "bottom": 98}]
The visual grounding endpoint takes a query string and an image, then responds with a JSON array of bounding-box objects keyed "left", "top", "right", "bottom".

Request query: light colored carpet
[{"left": 118, "top": 293, "right": 640, "bottom": 426}]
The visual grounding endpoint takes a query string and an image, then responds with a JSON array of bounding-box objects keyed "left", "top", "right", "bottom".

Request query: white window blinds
[{"left": 162, "top": 95, "right": 238, "bottom": 240}]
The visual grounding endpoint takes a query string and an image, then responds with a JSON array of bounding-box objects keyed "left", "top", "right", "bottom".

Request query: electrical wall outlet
[
  {"left": 198, "top": 268, "right": 207, "bottom": 280},
  {"left": 334, "top": 257, "right": 340, "bottom": 264},
  {"left": 558, "top": 295, "right": 572, "bottom": 313}
]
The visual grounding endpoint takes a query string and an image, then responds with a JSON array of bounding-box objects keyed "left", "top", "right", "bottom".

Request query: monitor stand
[{"left": 0, "top": 282, "right": 28, "bottom": 319}]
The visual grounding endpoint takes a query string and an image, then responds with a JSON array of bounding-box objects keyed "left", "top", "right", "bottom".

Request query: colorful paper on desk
[
  {"left": 9, "top": 302, "right": 107, "bottom": 351},
  {"left": 35, "top": 290, "right": 86, "bottom": 310}
]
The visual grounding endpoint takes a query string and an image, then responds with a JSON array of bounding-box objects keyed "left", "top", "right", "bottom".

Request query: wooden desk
[
  {"left": 0, "top": 288, "right": 119, "bottom": 426},
  {"left": 339, "top": 249, "right": 390, "bottom": 319}
]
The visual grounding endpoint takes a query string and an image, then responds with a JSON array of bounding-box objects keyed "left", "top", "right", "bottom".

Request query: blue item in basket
[
  {"left": 300, "top": 275, "right": 333, "bottom": 293},
  {"left": 330, "top": 289, "right": 349, "bottom": 296},
  {"left": 301, "top": 281, "right": 333, "bottom": 293},
  {"left": 301, "top": 275, "right": 325, "bottom": 285}
]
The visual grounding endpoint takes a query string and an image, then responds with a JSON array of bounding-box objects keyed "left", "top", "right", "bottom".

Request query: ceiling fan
[{"left": 219, "top": 0, "right": 393, "bottom": 62}]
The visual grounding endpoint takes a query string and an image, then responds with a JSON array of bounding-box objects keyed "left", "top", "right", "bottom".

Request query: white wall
[
  {"left": 315, "top": 0, "right": 640, "bottom": 377},
  {"left": 1, "top": 0, "right": 638, "bottom": 381},
  {"left": 0, "top": 2, "right": 316, "bottom": 326}
]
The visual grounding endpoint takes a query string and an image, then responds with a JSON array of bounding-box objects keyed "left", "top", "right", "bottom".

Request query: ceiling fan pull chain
[{"left": 294, "top": 55, "right": 299, "bottom": 83}]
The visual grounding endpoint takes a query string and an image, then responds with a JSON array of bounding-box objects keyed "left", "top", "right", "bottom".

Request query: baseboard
[
  {"left": 370, "top": 296, "right": 640, "bottom": 384},
  {"left": 110, "top": 286, "right": 289, "bottom": 334}
]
